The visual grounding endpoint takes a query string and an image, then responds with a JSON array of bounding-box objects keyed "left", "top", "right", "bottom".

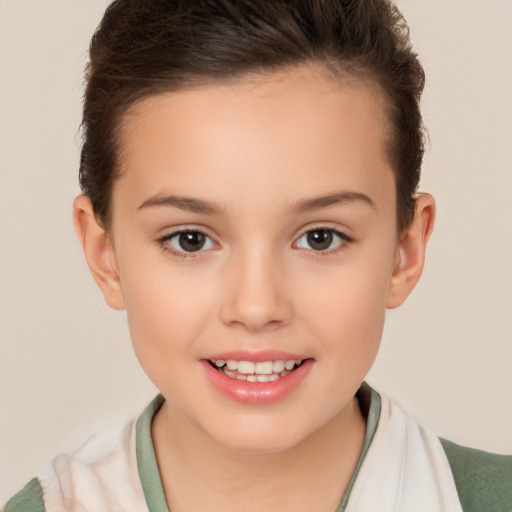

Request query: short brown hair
[{"left": 80, "top": 0, "right": 425, "bottom": 232}]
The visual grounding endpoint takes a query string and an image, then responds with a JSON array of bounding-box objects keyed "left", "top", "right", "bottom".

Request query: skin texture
[{"left": 74, "top": 66, "right": 434, "bottom": 511}]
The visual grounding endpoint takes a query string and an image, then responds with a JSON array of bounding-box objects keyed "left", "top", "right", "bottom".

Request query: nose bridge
[{"left": 220, "top": 242, "right": 292, "bottom": 332}]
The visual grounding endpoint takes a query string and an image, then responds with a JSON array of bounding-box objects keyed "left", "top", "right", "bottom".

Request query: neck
[{"left": 152, "top": 397, "right": 366, "bottom": 512}]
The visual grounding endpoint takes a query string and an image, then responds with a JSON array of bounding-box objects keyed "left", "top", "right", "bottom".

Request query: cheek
[
  {"left": 296, "top": 249, "right": 393, "bottom": 360},
  {"left": 118, "top": 255, "right": 217, "bottom": 368}
]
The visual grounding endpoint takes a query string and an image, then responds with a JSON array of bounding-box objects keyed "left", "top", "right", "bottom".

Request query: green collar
[{"left": 136, "top": 394, "right": 167, "bottom": 511}]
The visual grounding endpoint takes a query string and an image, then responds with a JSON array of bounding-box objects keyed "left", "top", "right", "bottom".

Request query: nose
[{"left": 219, "top": 248, "right": 293, "bottom": 333}]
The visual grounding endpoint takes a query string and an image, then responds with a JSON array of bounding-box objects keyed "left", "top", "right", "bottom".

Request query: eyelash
[
  {"left": 156, "top": 229, "right": 216, "bottom": 260},
  {"left": 156, "top": 227, "right": 353, "bottom": 260},
  {"left": 293, "top": 227, "right": 353, "bottom": 256}
]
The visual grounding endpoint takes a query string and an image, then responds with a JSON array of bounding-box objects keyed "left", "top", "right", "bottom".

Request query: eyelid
[
  {"left": 156, "top": 225, "right": 219, "bottom": 259},
  {"left": 154, "top": 223, "right": 352, "bottom": 260},
  {"left": 157, "top": 223, "right": 217, "bottom": 240},
  {"left": 293, "top": 225, "right": 353, "bottom": 253}
]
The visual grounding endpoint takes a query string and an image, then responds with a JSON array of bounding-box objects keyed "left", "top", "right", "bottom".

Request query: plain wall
[{"left": 1, "top": 0, "right": 511, "bottom": 501}]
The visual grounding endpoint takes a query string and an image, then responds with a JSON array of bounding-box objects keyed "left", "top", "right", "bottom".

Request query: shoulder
[
  {"left": 2, "top": 418, "right": 144, "bottom": 512},
  {"left": 2, "top": 479, "right": 46, "bottom": 512},
  {"left": 440, "top": 438, "right": 512, "bottom": 512}
]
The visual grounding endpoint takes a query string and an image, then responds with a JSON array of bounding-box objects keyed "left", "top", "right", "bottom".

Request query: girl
[{"left": 3, "top": 1, "right": 511, "bottom": 511}]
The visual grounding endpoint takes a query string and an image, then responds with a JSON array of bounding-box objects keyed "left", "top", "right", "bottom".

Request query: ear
[
  {"left": 73, "top": 195, "right": 126, "bottom": 310},
  {"left": 386, "top": 193, "right": 435, "bottom": 309}
]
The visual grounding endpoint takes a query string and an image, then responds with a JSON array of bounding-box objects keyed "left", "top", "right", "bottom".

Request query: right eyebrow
[{"left": 137, "top": 194, "right": 225, "bottom": 215}]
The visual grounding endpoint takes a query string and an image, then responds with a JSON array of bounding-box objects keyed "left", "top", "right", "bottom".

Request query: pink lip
[
  {"left": 200, "top": 358, "right": 313, "bottom": 405},
  {"left": 207, "top": 349, "right": 309, "bottom": 363}
]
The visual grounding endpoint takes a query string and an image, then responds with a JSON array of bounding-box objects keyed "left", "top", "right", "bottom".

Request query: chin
[
  {"left": 203, "top": 414, "right": 317, "bottom": 454},
  {"left": 218, "top": 431, "right": 304, "bottom": 454}
]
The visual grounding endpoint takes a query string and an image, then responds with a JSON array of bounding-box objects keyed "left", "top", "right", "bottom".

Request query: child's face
[{"left": 106, "top": 67, "right": 401, "bottom": 451}]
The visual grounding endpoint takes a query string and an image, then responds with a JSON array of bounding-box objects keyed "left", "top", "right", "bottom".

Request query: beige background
[{"left": 1, "top": 0, "right": 511, "bottom": 501}]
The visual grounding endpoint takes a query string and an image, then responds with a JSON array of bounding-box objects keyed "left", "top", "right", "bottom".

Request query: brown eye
[
  {"left": 163, "top": 230, "right": 215, "bottom": 253},
  {"left": 295, "top": 228, "right": 350, "bottom": 252},
  {"left": 307, "top": 230, "right": 333, "bottom": 251},
  {"left": 178, "top": 232, "right": 206, "bottom": 252}
]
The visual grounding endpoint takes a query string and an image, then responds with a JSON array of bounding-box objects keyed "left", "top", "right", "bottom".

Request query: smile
[
  {"left": 201, "top": 354, "right": 313, "bottom": 405},
  {"left": 212, "top": 359, "right": 304, "bottom": 382}
]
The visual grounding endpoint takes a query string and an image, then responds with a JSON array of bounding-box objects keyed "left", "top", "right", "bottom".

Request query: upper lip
[{"left": 205, "top": 349, "right": 311, "bottom": 363}]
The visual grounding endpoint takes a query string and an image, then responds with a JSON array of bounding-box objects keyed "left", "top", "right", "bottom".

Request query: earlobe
[
  {"left": 386, "top": 193, "right": 435, "bottom": 309},
  {"left": 73, "top": 195, "right": 126, "bottom": 311}
]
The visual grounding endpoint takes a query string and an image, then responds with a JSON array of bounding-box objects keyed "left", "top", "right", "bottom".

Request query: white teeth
[
  {"left": 214, "top": 358, "right": 305, "bottom": 382},
  {"left": 284, "top": 360, "right": 295, "bottom": 370},
  {"left": 215, "top": 359, "right": 301, "bottom": 374},
  {"left": 272, "top": 360, "right": 285, "bottom": 373},
  {"left": 255, "top": 361, "right": 273, "bottom": 374},
  {"left": 238, "top": 361, "right": 256, "bottom": 374},
  {"left": 226, "top": 360, "right": 238, "bottom": 370}
]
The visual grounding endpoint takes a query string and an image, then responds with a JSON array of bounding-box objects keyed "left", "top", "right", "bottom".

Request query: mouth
[
  {"left": 201, "top": 351, "right": 314, "bottom": 404},
  {"left": 208, "top": 358, "right": 306, "bottom": 382}
]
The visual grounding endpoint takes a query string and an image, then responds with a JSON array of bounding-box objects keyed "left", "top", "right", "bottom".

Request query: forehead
[{"left": 114, "top": 66, "right": 394, "bottom": 216}]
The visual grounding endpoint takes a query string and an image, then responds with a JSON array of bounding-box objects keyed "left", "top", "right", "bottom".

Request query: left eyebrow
[{"left": 290, "top": 191, "right": 377, "bottom": 214}]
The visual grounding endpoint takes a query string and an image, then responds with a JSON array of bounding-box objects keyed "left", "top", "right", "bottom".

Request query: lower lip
[{"left": 200, "top": 359, "right": 313, "bottom": 405}]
